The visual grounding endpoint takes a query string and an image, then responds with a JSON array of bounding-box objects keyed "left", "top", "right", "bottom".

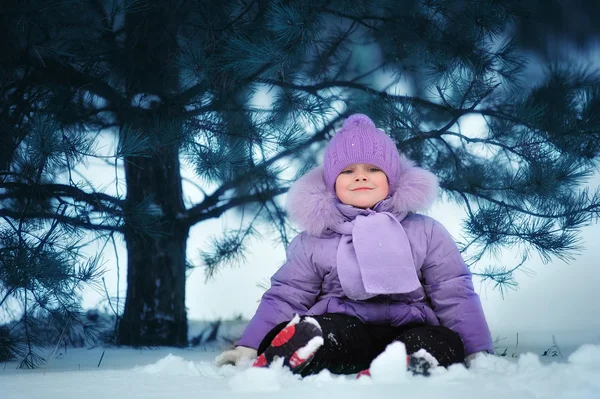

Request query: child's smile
[{"left": 335, "top": 163, "right": 390, "bottom": 209}]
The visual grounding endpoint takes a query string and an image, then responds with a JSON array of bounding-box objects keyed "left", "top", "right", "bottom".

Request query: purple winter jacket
[{"left": 237, "top": 160, "right": 494, "bottom": 356}]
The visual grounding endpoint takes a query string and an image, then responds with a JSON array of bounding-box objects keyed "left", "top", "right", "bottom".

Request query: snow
[
  {"left": 368, "top": 341, "right": 408, "bottom": 383},
  {"left": 295, "top": 336, "right": 324, "bottom": 360},
  {"left": 412, "top": 348, "right": 440, "bottom": 367},
  {"left": 2, "top": 340, "right": 599, "bottom": 399}
]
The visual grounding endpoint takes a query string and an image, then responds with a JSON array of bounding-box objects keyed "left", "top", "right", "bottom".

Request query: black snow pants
[{"left": 257, "top": 313, "right": 465, "bottom": 376}]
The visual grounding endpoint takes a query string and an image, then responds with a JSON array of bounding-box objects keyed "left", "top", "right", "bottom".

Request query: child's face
[{"left": 335, "top": 163, "right": 390, "bottom": 209}]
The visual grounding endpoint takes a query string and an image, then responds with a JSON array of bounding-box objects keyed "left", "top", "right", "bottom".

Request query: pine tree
[{"left": 1, "top": 0, "right": 599, "bottom": 356}]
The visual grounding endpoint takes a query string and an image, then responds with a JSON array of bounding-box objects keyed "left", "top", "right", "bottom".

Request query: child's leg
[
  {"left": 303, "top": 314, "right": 394, "bottom": 375},
  {"left": 254, "top": 314, "right": 323, "bottom": 372},
  {"left": 394, "top": 325, "right": 465, "bottom": 367},
  {"left": 257, "top": 313, "right": 396, "bottom": 376}
]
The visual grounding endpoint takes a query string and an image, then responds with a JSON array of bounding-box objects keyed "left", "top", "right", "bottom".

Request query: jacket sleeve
[
  {"left": 421, "top": 219, "right": 494, "bottom": 355},
  {"left": 237, "top": 232, "right": 323, "bottom": 349}
]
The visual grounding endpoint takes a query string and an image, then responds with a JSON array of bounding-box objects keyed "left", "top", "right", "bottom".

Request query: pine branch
[
  {"left": 265, "top": 198, "right": 291, "bottom": 247},
  {"left": 259, "top": 78, "right": 532, "bottom": 128},
  {"left": 0, "top": 209, "right": 123, "bottom": 232},
  {"left": 184, "top": 187, "right": 288, "bottom": 226},
  {"left": 201, "top": 207, "right": 263, "bottom": 281},
  {"left": 459, "top": 189, "right": 599, "bottom": 220},
  {"left": 430, "top": 82, "right": 501, "bottom": 135},
  {"left": 321, "top": 8, "right": 382, "bottom": 31},
  {"left": 181, "top": 115, "right": 343, "bottom": 227},
  {"left": 31, "top": 59, "right": 124, "bottom": 108},
  {"left": 0, "top": 289, "right": 14, "bottom": 309},
  {"left": 223, "top": 0, "right": 258, "bottom": 31},
  {"left": 437, "top": 130, "right": 531, "bottom": 158},
  {"left": 0, "top": 182, "right": 124, "bottom": 211}
]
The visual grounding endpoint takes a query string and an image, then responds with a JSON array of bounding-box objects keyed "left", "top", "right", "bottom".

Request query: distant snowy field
[{"left": 2, "top": 320, "right": 599, "bottom": 399}]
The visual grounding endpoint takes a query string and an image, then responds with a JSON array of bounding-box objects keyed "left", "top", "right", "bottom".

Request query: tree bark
[
  {"left": 118, "top": 148, "right": 189, "bottom": 346},
  {"left": 117, "top": 0, "right": 188, "bottom": 346}
]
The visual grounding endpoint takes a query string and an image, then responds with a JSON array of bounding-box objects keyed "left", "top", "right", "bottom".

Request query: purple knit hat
[{"left": 323, "top": 114, "right": 400, "bottom": 193}]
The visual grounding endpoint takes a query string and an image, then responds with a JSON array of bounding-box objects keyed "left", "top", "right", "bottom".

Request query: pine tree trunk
[
  {"left": 118, "top": 149, "right": 189, "bottom": 346},
  {"left": 117, "top": 0, "right": 188, "bottom": 346}
]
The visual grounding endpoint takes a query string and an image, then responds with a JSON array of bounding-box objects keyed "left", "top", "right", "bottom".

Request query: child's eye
[
  {"left": 341, "top": 170, "right": 353, "bottom": 174},
  {"left": 369, "top": 168, "right": 381, "bottom": 172}
]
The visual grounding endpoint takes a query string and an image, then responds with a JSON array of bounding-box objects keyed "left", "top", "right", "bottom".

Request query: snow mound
[
  {"left": 461, "top": 345, "right": 600, "bottom": 398},
  {"left": 369, "top": 341, "right": 409, "bottom": 383},
  {"left": 135, "top": 353, "right": 201, "bottom": 376},
  {"left": 228, "top": 358, "right": 300, "bottom": 392},
  {"left": 568, "top": 343, "right": 600, "bottom": 367},
  {"left": 303, "top": 368, "right": 352, "bottom": 385}
]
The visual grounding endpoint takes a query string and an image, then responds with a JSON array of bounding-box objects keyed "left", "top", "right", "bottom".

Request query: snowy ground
[{"left": 2, "top": 323, "right": 600, "bottom": 399}]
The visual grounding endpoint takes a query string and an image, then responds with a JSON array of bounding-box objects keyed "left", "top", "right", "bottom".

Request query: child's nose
[{"left": 354, "top": 175, "right": 368, "bottom": 181}]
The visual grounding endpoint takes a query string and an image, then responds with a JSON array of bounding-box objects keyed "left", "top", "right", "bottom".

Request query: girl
[{"left": 215, "top": 114, "right": 493, "bottom": 376}]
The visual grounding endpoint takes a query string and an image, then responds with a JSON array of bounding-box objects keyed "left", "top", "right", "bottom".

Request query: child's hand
[{"left": 214, "top": 346, "right": 258, "bottom": 366}]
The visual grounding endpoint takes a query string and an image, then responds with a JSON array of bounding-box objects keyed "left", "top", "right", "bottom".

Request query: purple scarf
[{"left": 332, "top": 198, "right": 422, "bottom": 300}]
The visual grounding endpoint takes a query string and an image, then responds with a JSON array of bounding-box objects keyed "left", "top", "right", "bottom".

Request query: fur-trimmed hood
[{"left": 286, "top": 157, "right": 439, "bottom": 236}]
